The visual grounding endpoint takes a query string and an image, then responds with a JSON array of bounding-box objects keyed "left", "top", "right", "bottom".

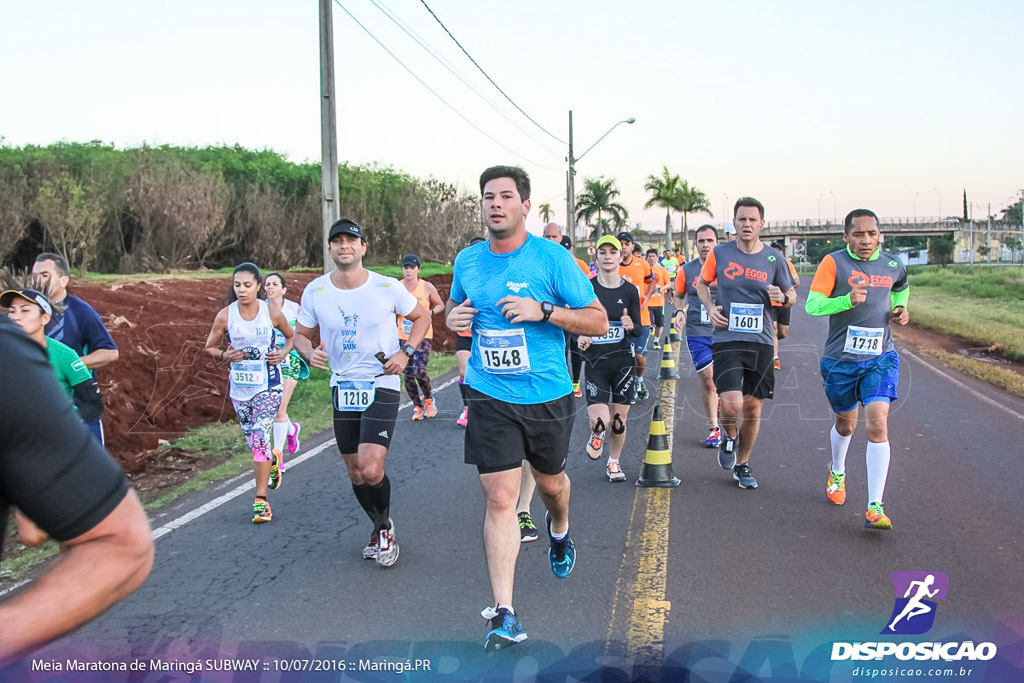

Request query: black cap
[
  {"left": 328, "top": 218, "right": 366, "bottom": 242},
  {"left": 770, "top": 241, "right": 785, "bottom": 251},
  {"left": 616, "top": 231, "right": 634, "bottom": 243},
  {"left": 0, "top": 288, "right": 52, "bottom": 315},
  {"left": 559, "top": 235, "right": 573, "bottom": 250},
  {"left": 469, "top": 236, "right": 486, "bottom": 246},
  {"left": 401, "top": 254, "right": 421, "bottom": 268}
]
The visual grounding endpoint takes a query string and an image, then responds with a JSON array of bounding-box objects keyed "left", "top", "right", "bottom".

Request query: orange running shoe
[
  {"left": 412, "top": 406, "right": 424, "bottom": 421},
  {"left": 826, "top": 467, "right": 846, "bottom": 505},
  {"left": 865, "top": 502, "right": 892, "bottom": 530},
  {"left": 424, "top": 398, "right": 438, "bottom": 418}
]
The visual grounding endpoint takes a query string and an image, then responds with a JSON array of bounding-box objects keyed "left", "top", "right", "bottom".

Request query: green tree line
[{"left": 0, "top": 141, "right": 482, "bottom": 273}]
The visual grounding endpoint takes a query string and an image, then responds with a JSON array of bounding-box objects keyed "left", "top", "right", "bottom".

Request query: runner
[
  {"left": 455, "top": 236, "right": 487, "bottom": 427},
  {"left": 205, "top": 263, "right": 293, "bottom": 523},
  {"left": 578, "top": 235, "right": 642, "bottom": 481},
  {"left": 673, "top": 225, "right": 722, "bottom": 448},
  {"left": 805, "top": 209, "right": 909, "bottom": 530},
  {"left": 264, "top": 272, "right": 310, "bottom": 466},
  {"left": 542, "top": 223, "right": 589, "bottom": 397},
  {"left": 616, "top": 232, "right": 656, "bottom": 401},
  {"left": 31, "top": 253, "right": 118, "bottom": 444},
  {"left": 2, "top": 288, "right": 104, "bottom": 429},
  {"left": 660, "top": 249, "right": 680, "bottom": 282},
  {"left": 293, "top": 218, "right": 430, "bottom": 566},
  {"left": 770, "top": 241, "right": 802, "bottom": 370},
  {"left": 446, "top": 165, "right": 606, "bottom": 650},
  {"left": 645, "top": 248, "right": 671, "bottom": 350},
  {"left": 696, "top": 197, "right": 795, "bottom": 489},
  {"left": 396, "top": 253, "right": 445, "bottom": 420}
]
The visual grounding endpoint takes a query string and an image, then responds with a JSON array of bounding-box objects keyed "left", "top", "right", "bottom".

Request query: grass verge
[
  {"left": 912, "top": 348, "right": 1024, "bottom": 399},
  {"left": 907, "top": 290, "right": 1024, "bottom": 361}
]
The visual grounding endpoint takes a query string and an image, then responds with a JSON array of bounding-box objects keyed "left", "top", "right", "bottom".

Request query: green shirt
[{"left": 46, "top": 337, "right": 93, "bottom": 398}]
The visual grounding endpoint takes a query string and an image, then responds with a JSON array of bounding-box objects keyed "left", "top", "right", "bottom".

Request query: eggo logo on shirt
[
  {"left": 848, "top": 270, "right": 894, "bottom": 288},
  {"left": 724, "top": 262, "right": 767, "bottom": 282}
]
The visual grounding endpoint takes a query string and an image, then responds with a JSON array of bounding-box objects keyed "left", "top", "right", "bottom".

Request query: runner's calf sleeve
[
  {"left": 611, "top": 414, "right": 626, "bottom": 435},
  {"left": 367, "top": 475, "right": 392, "bottom": 531},
  {"left": 352, "top": 482, "right": 375, "bottom": 521},
  {"left": 459, "top": 381, "right": 469, "bottom": 406},
  {"left": 593, "top": 417, "right": 606, "bottom": 434}
]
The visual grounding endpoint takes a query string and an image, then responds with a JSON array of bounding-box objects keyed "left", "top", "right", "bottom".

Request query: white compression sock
[
  {"left": 830, "top": 425, "right": 852, "bottom": 475},
  {"left": 273, "top": 421, "right": 289, "bottom": 454},
  {"left": 866, "top": 441, "right": 891, "bottom": 505}
]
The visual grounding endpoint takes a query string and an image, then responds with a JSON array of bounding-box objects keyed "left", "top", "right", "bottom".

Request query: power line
[
  {"left": 418, "top": 0, "right": 568, "bottom": 146},
  {"left": 368, "top": 0, "right": 562, "bottom": 160},
  {"left": 332, "top": 0, "right": 562, "bottom": 173}
]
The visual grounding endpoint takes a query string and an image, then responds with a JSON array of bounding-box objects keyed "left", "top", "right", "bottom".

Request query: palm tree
[
  {"left": 575, "top": 177, "right": 628, "bottom": 238},
  {"left": 678, "top": 181, "right": 713, "bottom": 259},
  {"left": 643, "top": 166, "right": 684, "bottom": 254},
  {"left": 538, "top": 203, "right": 553, "bottom": 224}
]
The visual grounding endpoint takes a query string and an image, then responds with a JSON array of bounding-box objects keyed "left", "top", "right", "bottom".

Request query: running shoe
[
  {"left": 826, "top": 467, "right": 847, "bottom": 505},
  {"left": 652, "top": 338, "right": 662, "bottom": 351},
  {"left": 412, "top": 406, "right": 424, "bottom": 421},
  {"left": 865, "top": 502, "right": 892, "bottom": 530},
  {"left": 545, "top": 511, "right": 575, "bottom": 578},
  {"left": 586, "top": 430, "right": 606, "bottom": 460},
  {"left": 705, "top": 426, "right": 722, "bottom": 448},
  {"left": 287, "top": 421, "right": 301, "bottom": 454},
  {"left": 362, "top": 529, "right": 379, "bottom": 560},
  {"left": 733, "top": 462, "right": 758, "bottom": 489},
  {"left": 376, "top": 520, "right": 399, "bottom": 567},
  {"left": 773, "top": 356, "right": 781, "bottom": 371},
  {"left": 268, "top": 449, "right": 283, "bottom": 490},
  {"left": 252, "top": 498, "right": 272, "bottom": 524},
  {"left": 482, "top": 606, "right": 527, "bottom": 651},
  {"left": 424, "top": 398, "right": 438, "bottom": 418},
  {"left": 606, "top": 460, "right": 626, "bottom": 482},
  {"left": 456, "top": 406, "right": 469, "bottom": 427},
  {"left": 572, "top": 382, "right": 582, "bottom": 398},
  {"left": 636, "top": 380, "right": 650, "bottom": 401},
  {"left": 718, "top": 435, "right": 737, "bottom": 469},
  {"left": 518, "top": 511, "right": 538, "bottom": 543}
]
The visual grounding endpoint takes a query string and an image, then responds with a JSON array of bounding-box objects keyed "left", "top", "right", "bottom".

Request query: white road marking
[{"left": 902, "top": 347, "right": 1024, "bottom": 422}]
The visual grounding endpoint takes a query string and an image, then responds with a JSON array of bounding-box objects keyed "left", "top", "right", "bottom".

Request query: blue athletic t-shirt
[
  {"left": 450, "top": 234, "right": 596, "bottom": 404},
  {"left": 44, "top": 295, "right": 117, "bottom": 359}
]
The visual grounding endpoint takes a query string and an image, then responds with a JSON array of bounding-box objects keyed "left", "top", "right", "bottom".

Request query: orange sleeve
[
  {"left": 788, "top": 260, "right": 798, "bottom": 278},
  {"left": 675, "top": 268, "right": 688, "bottom": 294},
  {"left": 575, "top": 256, "right": 590, "bottom": 277},
  {"left": 701, "top": 250, "right": 717, "bottom": 283},
  {"left": 809, "top": 254, "right": 837, "bottom": 296}
]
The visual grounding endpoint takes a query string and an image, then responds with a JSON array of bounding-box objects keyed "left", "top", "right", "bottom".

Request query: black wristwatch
[
  {"left": 540, "top": 301, "right": 555, "bottom": 323},
  {"left": 402, "top": 344, "right": 416, "bottom": 358}
]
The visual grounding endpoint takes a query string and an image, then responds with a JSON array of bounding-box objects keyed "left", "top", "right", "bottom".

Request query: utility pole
[
  {"left": 319, "top": 0, "right": 340, "bottom": 274},
  {"left": 987, "top": 202, "right": 991, "bottom": 262},
  {"left": 566, "top": 111, "right": 576, "bottom": 241}
]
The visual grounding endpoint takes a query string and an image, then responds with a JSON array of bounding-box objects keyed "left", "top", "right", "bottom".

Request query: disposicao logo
[{"left": 831, "top": 571, "right": 997, "bottom": 663}]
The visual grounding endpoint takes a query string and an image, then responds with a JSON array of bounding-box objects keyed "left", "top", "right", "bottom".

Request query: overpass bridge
[{"left": 760, "top": 217, "right": 958, "bottom": 240}]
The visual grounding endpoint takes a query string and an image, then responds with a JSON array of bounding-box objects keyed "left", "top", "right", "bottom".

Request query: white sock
[
  {"left": 830, "top": 425, "right": 852, "bottom": 475},
  {"left": 866, "top": 441, "right": 891, "bottom": 505},
  {"left": 607, "top": 456, "right": 619, "bottom": 465},
  {"left": 273, "top": 421, "right": 289, "bottom": 453}
]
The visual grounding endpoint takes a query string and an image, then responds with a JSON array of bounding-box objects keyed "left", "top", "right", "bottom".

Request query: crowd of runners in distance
[{"left": 0, "top": 165, "right": 911, "bottom": 657}]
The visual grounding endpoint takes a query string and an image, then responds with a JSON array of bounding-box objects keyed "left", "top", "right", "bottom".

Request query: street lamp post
[
  {"left": 829, "top": 190, "right": 837, "bottom": 226},
  {"left": 566, "top": 111, "right": 635, "bottom": 242},
  {"left": 818, "top": 193, "right": 823, "bottom": 225},
  {"left": 934, "top": 188, "right": 942, "bottom": 222},
  {"left": 914, "top": 191, "right": 920, "bottom": 222}
]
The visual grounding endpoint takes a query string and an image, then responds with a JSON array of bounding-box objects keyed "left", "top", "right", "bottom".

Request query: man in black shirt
[{"left": 0, "top": 317, "right": 153, "bottom": 665}]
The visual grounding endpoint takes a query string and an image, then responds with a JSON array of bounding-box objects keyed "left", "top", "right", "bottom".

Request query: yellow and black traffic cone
[
  {"left": 636, "top": 405, "right": 680, "bottom": 487},
  {"left": 669, "top": 323, "right": 682, "bottom": 345},
  {"left": 659, "top": 339, "right": 680, "bottom": 380}
]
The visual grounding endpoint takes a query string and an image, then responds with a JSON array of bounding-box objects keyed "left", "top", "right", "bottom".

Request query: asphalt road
[{"left": 14, "top": 288, "right": 1024, "bottom": 682}]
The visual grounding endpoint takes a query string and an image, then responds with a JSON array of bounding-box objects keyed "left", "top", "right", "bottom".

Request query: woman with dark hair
[
  {"left": 264, "top": 272, "right": 309, "bottom": 463},
  {"left": 205, "top": 263, "right": 294, "bottom": 524}
]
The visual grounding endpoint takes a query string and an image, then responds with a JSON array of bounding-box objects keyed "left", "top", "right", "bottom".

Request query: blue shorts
[
  {"left": 820, "top": 350, "right": 900, "bottom": 414},
  {"left": 686, "top": 336, "right": 714, "bottom": 372},
  {"left": 631, "top": 325, "right": 651, "bottom": 356}
]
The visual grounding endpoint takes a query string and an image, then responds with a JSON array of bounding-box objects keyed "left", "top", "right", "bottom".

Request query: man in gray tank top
[
  {"left": 673, "top": 224, "right": 722, "bottom": 448},
  {"left": 696, "top": 198, "right": 796, "bottom": 489},
  {"left": 805, "top": 209, "right": 909, "bottom": 530}
]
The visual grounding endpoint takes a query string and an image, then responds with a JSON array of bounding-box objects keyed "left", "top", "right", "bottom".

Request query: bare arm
[
  {"left": 425, "top": 282, "right": 445, "bottom": 316},
  {"left": 80, "top": 348, "right": 118, "bottom": 370},
  {"left": 696, "top": 279, "right": 727, "bottom": 329},
  {"left": 293, "top": 323, "right": 327, "bottom": 370},
  {"left": 0, "top": 491, "right": 154, "bottom": 665},
  {"left": 383, "top": 305, "right": 430, "bottom": 375},
  {"left": 204, "top": 308, "right": 242, "bottom": 363},
  {"left": 496, "top": 296, "right": 608, "bottom": 336}
]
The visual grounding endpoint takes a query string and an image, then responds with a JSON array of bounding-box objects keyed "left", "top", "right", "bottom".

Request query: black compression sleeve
[
  {"left": 628, "top": 286, "right": 643, "bottom": 337},
  {"left": 71, "top": 376, "right": 105, "bottom": 424}
]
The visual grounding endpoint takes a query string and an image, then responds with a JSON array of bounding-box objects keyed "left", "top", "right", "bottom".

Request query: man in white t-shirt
[{"left": 293, "top": 218, "right": 430, "bottom": 568}]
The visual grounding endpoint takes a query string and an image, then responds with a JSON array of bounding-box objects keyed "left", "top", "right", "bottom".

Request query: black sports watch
[
  {"left": 540, "top": 301, "right": 555, "bottom": 323},
  {"left": 402, "top": 344, "right": 416, "bottom": 358}
]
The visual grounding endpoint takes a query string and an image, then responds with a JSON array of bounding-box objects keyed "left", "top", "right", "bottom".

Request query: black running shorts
[
  {"left": 712, "top": 341, "right": 775, "bottom": 399},
  {"left": 332, "top": 388, "right": 400, "bottom": 454},
  {"left": 584, "top": 356, "right": 635, "bottom": 406},
  {"left": 455, "top": 334, "right": 472, "bottom": 353},
  {"left": 649, "top": 305, "right": 664, "bottom": 328},
  {"left": 464, "top": 386, "right": 575, "bottom": 475},
  {"left": 775, "top": 305, "right": 792, "bottom": 326}
]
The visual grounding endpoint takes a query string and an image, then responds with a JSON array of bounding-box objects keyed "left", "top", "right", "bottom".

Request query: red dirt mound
[{"left": 71, "top": 272, "right": 454, "bottom": 472}]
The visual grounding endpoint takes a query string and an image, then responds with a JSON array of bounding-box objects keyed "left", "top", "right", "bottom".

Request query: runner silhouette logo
[{"left": 881, "top": 571, "right": 948, "bottom": 635}]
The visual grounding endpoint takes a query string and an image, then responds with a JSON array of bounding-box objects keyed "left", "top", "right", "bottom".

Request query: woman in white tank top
[
  {"left": 265, "top": 272, "right": 309, "bottom": 463},
  {"left": 205, "top": 263, "right": 294, "bottom": 524}
]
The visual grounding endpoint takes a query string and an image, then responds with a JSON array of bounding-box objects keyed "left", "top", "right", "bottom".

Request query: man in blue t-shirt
[
  {"left": 32, "top": 253, "right": 119, "bottom": 444},
  {"left": 446, "top": 165, "right": 607, "bottom": 651}
]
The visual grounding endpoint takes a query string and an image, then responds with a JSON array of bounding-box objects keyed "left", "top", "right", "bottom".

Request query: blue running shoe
[
  {"left": 545, "top": 511, "right": 576, "bottom": 578},
  {"left": 482, "top": 607, "right": 527, "bottom": 651}
]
